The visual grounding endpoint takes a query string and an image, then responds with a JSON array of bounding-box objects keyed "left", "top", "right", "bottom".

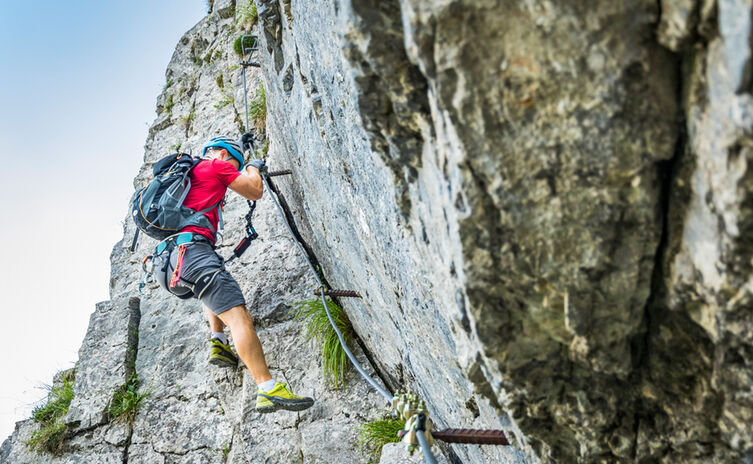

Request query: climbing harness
[{"left": 140, "top": 232, "right": 223, "bottom": 300}]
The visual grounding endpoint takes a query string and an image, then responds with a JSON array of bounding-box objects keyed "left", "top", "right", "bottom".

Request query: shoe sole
[
  {"left": 256, "top": 405, "right": 278, "bottom": 414},
  {"left": 256, "top": 396, "right": 314, "bottom": 413},
  {"left": 209, "top": 357, "right": 237, "bottom": 368}
]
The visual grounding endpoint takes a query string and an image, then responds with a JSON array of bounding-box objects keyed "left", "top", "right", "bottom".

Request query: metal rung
[
  {"left": 241, "top": 34, "right": 258, "bottom": 55},
  {"left": 432, "top": 429, "right": 509, "bottom": 445},
  {"left": 314, "top": 289, "right": 362, "bottom": 298},
  {"left": 268, "top": 169, "right": 292, "bottom": 177}
]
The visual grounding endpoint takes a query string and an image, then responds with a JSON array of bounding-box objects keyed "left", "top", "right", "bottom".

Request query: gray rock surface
[
  {"left": 254, "top": 0, "right": 753, "bottom": 462},
  {"left": 647, "top": 1, "right": 753, "bottom": 461},
  {"left": 64, "top": 298, "right": 140, "bottom": 431},
  {"left": 5, "top": 0, "right": 753, "bottom": 463},
  {"left": 0, "top": 419, "right": 126, "bottom": 464}
]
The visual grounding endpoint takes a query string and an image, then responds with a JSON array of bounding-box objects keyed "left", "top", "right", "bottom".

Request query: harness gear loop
[{"left": 169, "top": 244, "right": 187, "bottom": 287}]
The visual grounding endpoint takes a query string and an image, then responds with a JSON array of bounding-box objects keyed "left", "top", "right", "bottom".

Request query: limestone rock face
[
  {"left": 64, "top": 298, "right": 141, "bottom": 432},
  {"left": 4, "top": 0, "right": 753, "bottom": 463},
  {"left": 253, "top": 0, "right": 753, "bottom": 462}
]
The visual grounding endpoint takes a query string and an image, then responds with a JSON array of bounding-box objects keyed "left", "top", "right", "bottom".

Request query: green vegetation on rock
[
  {"left": 248, "top": 83, "right": 266, "bottom": 132},
  {"left": 165, "top": 94, "right": 175, "bottom": 113},
  {"left": 294, "top": 298, "right": 353, "bottom": 388},
  {"left": 181, "top": 107, "right": 196, "bottom": 127},
  {"left": 358, "top": 417, "right": 405, "bottom": 463},
  {"left": 215, "top": 91, "right": 234, "bottom": 109},
  {"left": 255, "top": 139, "right": 269, "bottom": 158},
  {"left": 203, "top": 49, "right": 214, "bottom": 64},
  {"left": 25, "top": 371, "right": 75, "bottom": 455},
  {"left": 233, "top": 34, "right": 257, "bottom": 57},
  {"left": 236, "top": 1, "right": 258, "bottom": 30},
  {"left": 109, "top": 374, "right": 149, "bottom": 424}
]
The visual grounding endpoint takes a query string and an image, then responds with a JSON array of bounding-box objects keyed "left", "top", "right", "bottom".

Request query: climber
[{"left": 153, "top": 135, "right": 314, "bottom": 414}]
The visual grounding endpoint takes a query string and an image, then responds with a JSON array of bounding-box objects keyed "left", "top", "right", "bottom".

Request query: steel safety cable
[
  {"left": 254, "top": 161, "right": 439, "bottom": 464},
  {"left": 239, "top": 40, "right": 393, "bottom": 401},
  {"left": 257, "top": 164, "right": 393, "bottom": 402},
  {"left": 240, "top": 44, "right": 436, "bottom": 462}
]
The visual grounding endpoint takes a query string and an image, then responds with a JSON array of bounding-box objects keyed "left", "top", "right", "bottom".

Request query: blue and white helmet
[{"left": 202, "top": 136, "right": 244, "bottom": 171}]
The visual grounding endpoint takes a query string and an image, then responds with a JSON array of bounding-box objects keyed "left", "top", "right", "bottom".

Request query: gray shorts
[{"left": 155, "top": 241, "right": 246, "bottom": 315}]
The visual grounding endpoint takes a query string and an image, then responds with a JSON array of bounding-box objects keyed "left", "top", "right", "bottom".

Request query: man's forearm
[{"left": 228, "top": 169, "right": 263, "bottom": 200}]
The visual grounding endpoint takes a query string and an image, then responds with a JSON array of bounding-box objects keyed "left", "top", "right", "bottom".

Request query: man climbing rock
[{"left": 153, "top": 135, "right": 314, "bottom": 414}]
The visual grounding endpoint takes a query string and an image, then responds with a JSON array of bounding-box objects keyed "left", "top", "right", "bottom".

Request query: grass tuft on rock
[
  {"left": 255, "top": 139, "right": 269, "bottom": 158},
  {"left": 248, "top": 83, "right": 266, "bottom": 133},
  {"left": 25, "top": 372, "right": 75, "bottom": 455},
  {"left": 165, "top": 94, "right": 174, "bottom": 113},
  {"left": 358, "top": 417, "right": 405, "bottom": 463},
  {"left": 236, "top": 1, "right": 258, "bottom": 30},
  {"left": 109, "top": 374, "right": 149, "bottom": 424},
  {"left": 294, "top": 298, "right": 352, "bottom": 388}
]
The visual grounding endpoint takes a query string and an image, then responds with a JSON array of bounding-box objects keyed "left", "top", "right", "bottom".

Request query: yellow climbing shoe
[
  {"left": 209, "top": 339, "right": 238, "bottom": 368},
  {"left": 256, "top": 383, "right": 314, "bottom": 413}
]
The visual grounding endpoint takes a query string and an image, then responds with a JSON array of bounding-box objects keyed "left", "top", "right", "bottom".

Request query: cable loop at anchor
[{"left": 392, "top": 392, "right": 435, "bottom": 458}]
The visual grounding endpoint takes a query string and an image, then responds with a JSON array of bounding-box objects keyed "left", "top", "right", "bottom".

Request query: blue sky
[{"left": 0, "top": 0, "right": 207, "bottom": 440}]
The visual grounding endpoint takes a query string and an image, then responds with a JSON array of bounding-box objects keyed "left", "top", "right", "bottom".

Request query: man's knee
[{"left": 218, "top": 305, "right": 254, "bottom": 328}]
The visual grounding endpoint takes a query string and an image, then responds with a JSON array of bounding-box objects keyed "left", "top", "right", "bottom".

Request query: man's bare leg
[
  {"left": 204, "top": 306, "right": 225, "bottom": 333},
  {"left": 215, "top": 305, "right": 273, "bottom": 384}
]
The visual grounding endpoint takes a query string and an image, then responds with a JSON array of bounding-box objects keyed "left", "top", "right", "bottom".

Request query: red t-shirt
[{"left": 181, "top": 159, "right": 241, "bottom": 243}]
